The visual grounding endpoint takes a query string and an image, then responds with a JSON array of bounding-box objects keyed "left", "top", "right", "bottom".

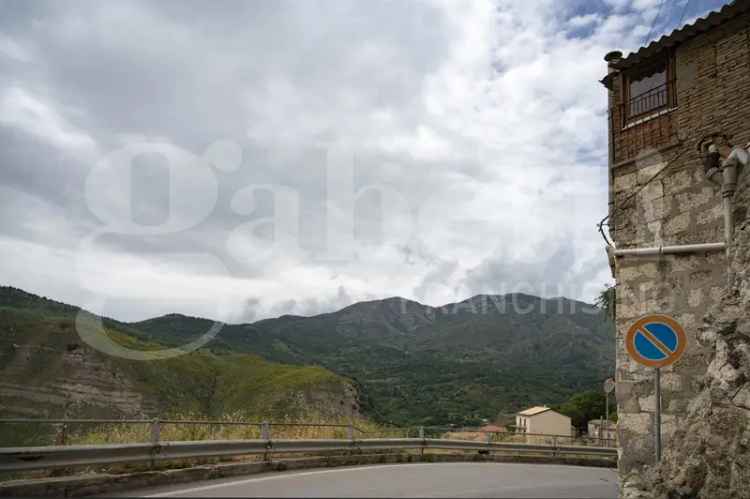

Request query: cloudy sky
[{"left": 0, "top": 0, "right": 732, "bottom": 323}]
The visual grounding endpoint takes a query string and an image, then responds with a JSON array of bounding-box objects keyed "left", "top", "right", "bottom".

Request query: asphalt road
[{"left": 124, "top": 463, "right": 618, "bottom": 498}]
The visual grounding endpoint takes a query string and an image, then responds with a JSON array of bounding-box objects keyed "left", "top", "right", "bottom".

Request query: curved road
[{"left": 126, "top": 463, "right": 618, "bottom": 498}]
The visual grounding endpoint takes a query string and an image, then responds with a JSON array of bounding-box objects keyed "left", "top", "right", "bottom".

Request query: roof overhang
[
  {"left": 603, "top": 0, "right": 750, "bottom": 79},
  {"left": 517, "top": 407, "right": 552, "bottom": 417}
]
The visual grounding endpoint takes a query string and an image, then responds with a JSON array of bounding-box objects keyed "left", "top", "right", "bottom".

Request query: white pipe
[
  {"left": 613, "top": 242, "right": 726, "bottom": 257},
  {"left": 613, "top": 144, "right": 746, "bottom": 259}
]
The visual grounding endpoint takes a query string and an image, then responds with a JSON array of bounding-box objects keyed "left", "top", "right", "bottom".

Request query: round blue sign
[{"left": 626, "top": 315, "right": 687, "bottom": 368}]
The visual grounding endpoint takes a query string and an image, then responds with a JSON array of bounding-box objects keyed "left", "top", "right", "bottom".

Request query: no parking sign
[
  {"left": 625, "top": 314, "right": 687, "bottom": 368},
  {"left": 625, "top": 314, "right": 688, "bottom": 463}
]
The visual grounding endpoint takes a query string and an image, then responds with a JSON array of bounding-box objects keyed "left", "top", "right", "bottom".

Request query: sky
[{"left": 0, "top": 0, "right": 734, "bottom": 323}]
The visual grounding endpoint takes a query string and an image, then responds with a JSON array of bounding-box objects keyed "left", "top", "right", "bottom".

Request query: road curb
[{"left": 0, "top": 452, "right": 616, "bottom": 497}]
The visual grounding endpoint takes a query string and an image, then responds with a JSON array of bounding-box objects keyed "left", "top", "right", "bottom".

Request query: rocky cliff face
[
  {"left": 0, "top": 294, "right": 360, "bottom": 428},
  {"left": 0, "top": 314, "right": 156, "bottom": 419},
  {"left": 623, "top": 167, "right": 750, "bottom": 498},
  {"left": 1, "top": 343, "right": 154, "bottom": 418}
]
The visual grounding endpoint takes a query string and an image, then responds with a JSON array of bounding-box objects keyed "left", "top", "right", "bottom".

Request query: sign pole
[
  {"left": 605, "top": 392, "right": 609, "bottom": 444},
  {"left": 605, "top": 392, "right": 609, "bottom": 423},
  {"left": 625, "top": 315, "right": 687, "bottom": 465},
  {"left": 655, "top": 367, "right": 661, "bottom": 463},
  {"left": 602, "top": 377, "right": 615, "bottom": 444}
]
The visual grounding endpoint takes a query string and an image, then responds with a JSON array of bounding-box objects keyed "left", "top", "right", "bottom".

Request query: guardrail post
[
  {"left": 55, "top": 423, "right": 68, "bottom": 446},
  {"left": 552, "top": 436, "right": 558, "bottom": 457},
  {"left": 261, "top": 421, "right": 271, "bottom": 463},
  {"left": 347, "top": 424, "right": 354, "bottom": 442},
  {"left": 150, "top": 418, "right": 161, "bottom": 445},
  {"left": 149, "top": 418, "right": 161, "bottom": 470}
]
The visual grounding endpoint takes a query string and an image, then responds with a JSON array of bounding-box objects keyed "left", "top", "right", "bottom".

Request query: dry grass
[
  {"left": 442, "top": 431, "right": 487, "bottom": 442},
  {"left": 69, "top": 412, "right": 407, "bottom": 445}
]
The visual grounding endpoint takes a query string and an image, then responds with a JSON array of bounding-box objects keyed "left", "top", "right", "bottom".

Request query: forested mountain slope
[{"left": 133, "top": 293, "right": 614, "bottom": 425}]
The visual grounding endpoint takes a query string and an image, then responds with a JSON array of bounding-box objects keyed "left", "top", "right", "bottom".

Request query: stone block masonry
[{"left": 604, "top": 5, "right": 750, "bottom": 498}]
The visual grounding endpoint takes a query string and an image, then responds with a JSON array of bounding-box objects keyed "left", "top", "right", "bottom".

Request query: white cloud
[
  {"left": 568, "top": 13, "right": 603, "bottom": 29},
  {"left": 0, "top": 33, "right": 32, "bottom": 62},
  {"left": 1, "top": 0, "right": 728, "bottom": 321},
  {"left": 0, "top": 87, "right": 96, "bottom": 154}
]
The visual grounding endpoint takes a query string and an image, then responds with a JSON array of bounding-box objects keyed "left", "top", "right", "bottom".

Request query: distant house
[
  {"left": 515, "top": 406, "right": 572, "bottom": 436},
  {"left": 588, "top": 420, "right": 617, "bottom": 443}
]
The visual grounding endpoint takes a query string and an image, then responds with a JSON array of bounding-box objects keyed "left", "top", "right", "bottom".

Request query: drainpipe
[
  {"left": 611, "top": 141, "right": 747, "bottom": 259},
  {"left": 719, "top": 144, "right": 748, "bottom": 244}
]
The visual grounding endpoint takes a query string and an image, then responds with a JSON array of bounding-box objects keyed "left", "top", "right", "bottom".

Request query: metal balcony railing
[{"left": 621, "top": 81, "right": 675, "bottom": 123}]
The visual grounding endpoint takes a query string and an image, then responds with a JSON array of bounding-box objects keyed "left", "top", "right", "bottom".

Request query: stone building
[{"left": 601, "top": 1, "right": 750, "bottom": 497}]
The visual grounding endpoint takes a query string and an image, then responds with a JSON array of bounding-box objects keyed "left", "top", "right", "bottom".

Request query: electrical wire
[
  {"left": 598, "top": 217, "right": 614, "bottom": 248},
  {"left": 677, "top": 0, "right": 692, "bottom": 28},
  {"left": 643, "top": 0, "right": 666, "bottom": 47},
  {"left": 597, "top": 147, "right": 690, "bottom": 248}
]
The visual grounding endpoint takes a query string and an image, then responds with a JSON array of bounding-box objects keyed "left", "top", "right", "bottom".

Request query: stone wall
[
  {"left": 617, "top": 151, "right": 750, "bottom": 499},
  {"left": 607, "top": 10, "right": 750, "bottom": 498},
  {"left": 642, "top": 169, "right": 750, "bottom": 497}
]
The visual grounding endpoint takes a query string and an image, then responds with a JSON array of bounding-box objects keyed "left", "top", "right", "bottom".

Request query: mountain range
[{"left": 0, "top": 286, "right": 614, "bottom": 427}]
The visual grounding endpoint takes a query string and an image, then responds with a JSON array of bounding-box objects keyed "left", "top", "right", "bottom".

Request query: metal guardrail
[
  {"left": 0, "top": 438, "right": 617, "bottom": 473},
  {"left": 0, "top": 419, "right": 617, "bottom": 448},
  {"left": 424, "top": 426, "right": 617, "bottom": 448}
]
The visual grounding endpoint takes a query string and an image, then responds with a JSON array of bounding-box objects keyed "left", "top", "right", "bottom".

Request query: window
[{"left": 623, "top": 54, "right": 674, "bottom": 122}]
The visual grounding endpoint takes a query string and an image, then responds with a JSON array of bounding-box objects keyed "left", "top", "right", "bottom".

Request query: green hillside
[
  {"left": 130, "top": 293, "right": 615, "bottom": 426},
  {"left": 0, "top": 286, "right": 614, "bottom": 428},
  {"left": 0, "top": 287, "right": 357, "bottom": 428}
]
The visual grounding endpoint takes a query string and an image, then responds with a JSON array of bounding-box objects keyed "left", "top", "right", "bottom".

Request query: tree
[
  {"left": 596, "top": 284, "right": 616, "bottom": 322},
  {"left": 554, "top": 391, "right": 615, "bottom": 433}
]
